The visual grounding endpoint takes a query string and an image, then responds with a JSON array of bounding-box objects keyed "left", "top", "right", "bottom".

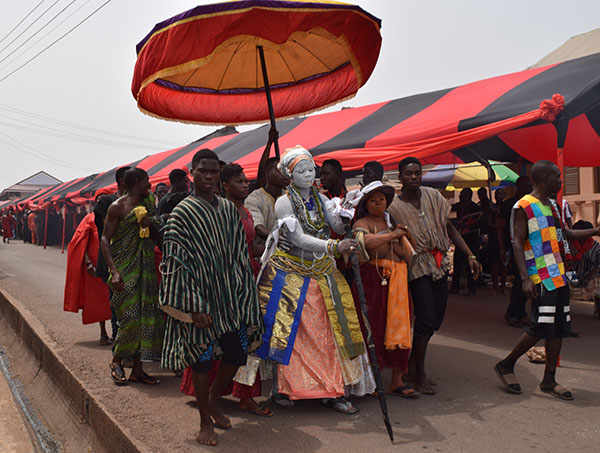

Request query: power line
[
  {"left": 0, "top": 103, "right": 179, "bottom": 147},
  {"left": 0, "top": 0, "right": 95, "bottom": 74},
  {"left": 0, "top": 0, "right": 80, "bottom": 66},
  {"left": 0, "top": 0, "right": 113, "bottom": 83},
  {"left": 0, "top": 0, "right": 60, "bottom": 57},
  {"left": 0, "top": 118, "right": 169, "bottom": 150},
  {"left": 0, "top": 112, "right": 174, "bottom": 149},
  {"left": 0, "top": 1, "right": 46, "bottom": 47},
  {"left": 0, "top": 130, "right": 96, "bottom": 172}
]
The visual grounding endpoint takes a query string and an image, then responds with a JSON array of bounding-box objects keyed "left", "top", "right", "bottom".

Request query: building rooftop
[{"left": 530, "top": 28, "right": 600, "bottom": 68}]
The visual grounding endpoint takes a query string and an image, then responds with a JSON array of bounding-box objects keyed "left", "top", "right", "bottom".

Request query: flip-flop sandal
[
  {"left": 109, "top": 362, "right": 127, "bottom": 386},
  {"left": 321, "top": 398, "right": 359, "bottom": 414},
  {"left": 403, "top": 374, "right": 437, "bottom": 386},
  {"left": 239, "top": 403, "right": 273, "bottom": 417},
  {"left": 494, "top": 362, "right": 522, "bottom": 394},
  {"left": 388, "top": 385, "right": 418, "bottom": 399},
  {"left": 99, "top": 336, "right": 112, "bottom": 346},
  {"left": 128, "top": 371, "right": 160, "bottom": 385},
  {"left": 540, "top": 384, "right": 574, "bottom": 401}
]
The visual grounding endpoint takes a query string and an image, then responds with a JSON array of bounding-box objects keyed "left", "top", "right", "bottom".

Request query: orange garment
[
  {"left": 370, "top": 258, "right": 412, "bottom": 350},
  {"left": 277, "top": 279, "right": 345, "bottom": 400},
  {"left": 28, "top": 213, "right": 36, "bottom": 244},
  {"left": 63, "top": 213, "right": 111, "bottom": 324}
]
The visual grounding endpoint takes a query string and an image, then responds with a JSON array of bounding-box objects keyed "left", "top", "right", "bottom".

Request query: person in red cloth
[
  {"left": 180, "top": 163, "right": 272, "bottom": 417},
  {"left": 63, "top": 190, "right": 113, "bottom": 345},
  {"left": 2, "top": 210, "right": 16, "bottom": 243}
]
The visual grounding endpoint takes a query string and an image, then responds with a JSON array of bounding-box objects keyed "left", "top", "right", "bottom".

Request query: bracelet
[
  {"left": 326, "top": 239, "right": 333, "bottom": 256},
  {"left": 333, "top": 239, "right": 341, "bottom": 259},
  {"left": 467, "top": 255, "right": 477, "bottom": 260}
]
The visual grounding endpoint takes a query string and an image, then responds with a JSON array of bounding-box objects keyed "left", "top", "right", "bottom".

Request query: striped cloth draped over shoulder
[{"left": 160, "top": 196, "right": 263, "bottom": 370}]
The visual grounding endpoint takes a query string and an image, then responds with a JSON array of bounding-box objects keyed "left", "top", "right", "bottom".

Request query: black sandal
[
  {"left": 321, "top": 397, "right": 359, "bottom": 414},
  {"left": 110, "top": 362, "right": 127, "bottom": 386},
  {"left": 271, "top": 393, "right": 294, "bottom": 408}
]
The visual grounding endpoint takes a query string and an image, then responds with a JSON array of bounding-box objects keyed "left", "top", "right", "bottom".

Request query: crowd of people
[
  {"left": 1, "top": 201, "right": 86, "bottom": 247},
  {"left": 5, "top": 139, "right": 600, "bottom": 446}
]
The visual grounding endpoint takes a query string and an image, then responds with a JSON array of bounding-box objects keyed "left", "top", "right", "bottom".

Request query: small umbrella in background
[
  {"left": 422, "top": 161, "right": 519, "bottom": 190},
  {"left": 132, "top": 0, "right": 382, "bottom": 156}
]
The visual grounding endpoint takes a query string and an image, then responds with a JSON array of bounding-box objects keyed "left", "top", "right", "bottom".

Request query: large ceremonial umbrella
[
  {"left": 132, "top": 0, "right": 382, "bottom": 155},
  {"left": 422, "top": 161, "right": 519, "bottom": 190}
]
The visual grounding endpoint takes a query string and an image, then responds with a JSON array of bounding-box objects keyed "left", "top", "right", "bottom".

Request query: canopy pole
[
  {"left": 61, "top": 205, "right": 66, "bottom": 254},
  {"left": 466, "top": 146, "right": 495, "bottom": 194},
  {"left": 257, "top": 45, "right": 281, "bottom": 158},
  {"left": 43, "top": 207, "right": 48, "bottom": 250},
  {"left": 553, "top": 119, "right": 569, "bottom": 206}
]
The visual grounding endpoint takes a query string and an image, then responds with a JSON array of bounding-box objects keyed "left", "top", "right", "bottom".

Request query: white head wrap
[{"left": 278, "top": 145, "right": 315, "bottom": 178}]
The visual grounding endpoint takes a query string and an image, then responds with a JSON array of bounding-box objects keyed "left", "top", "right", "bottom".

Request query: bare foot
[
  {"left": 238, "top": 398, "right": 273, "bottom": 417},
  {"left": 415, "top": 376, "right": 436, "bottom": 395},
  {"left": 209, "top": 399, "right": 231, "bottom": 429},
  {"left": 196, "top": 423, "right": 217, "bottom": 446}
]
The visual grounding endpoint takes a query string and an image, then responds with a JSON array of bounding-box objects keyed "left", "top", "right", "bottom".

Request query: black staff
[{"left": 344, "top": 222, "right": 394, "bottom": 443}]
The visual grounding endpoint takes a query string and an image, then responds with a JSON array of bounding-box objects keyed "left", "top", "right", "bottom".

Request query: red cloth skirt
[
  {"left": 180, "top": 361, "right": 261, "bottom": 399},
  {"left": 353, "top": 264, "right": 410, "bottom": 371}
]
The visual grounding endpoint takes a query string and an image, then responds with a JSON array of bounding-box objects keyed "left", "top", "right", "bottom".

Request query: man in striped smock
[
  {"left": 494, "top": 160, "right": 600, "bottom": 400},
  {"left": 160, "top": 149, "right": 263, "bottom": 447}
]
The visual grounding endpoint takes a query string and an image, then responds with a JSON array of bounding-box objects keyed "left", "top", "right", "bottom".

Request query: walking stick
[{"left": 344, "top": 222, "right": 394, "bottom": 443}]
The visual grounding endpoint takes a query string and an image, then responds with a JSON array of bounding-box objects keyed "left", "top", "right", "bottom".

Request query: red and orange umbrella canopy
[{"left": 132, "top": 0, "right": 382, "bottom": 125}]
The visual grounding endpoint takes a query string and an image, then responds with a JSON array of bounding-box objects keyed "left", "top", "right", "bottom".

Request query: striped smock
[{"left": 159, "top": 195, "right": 264, "bottom": 371}]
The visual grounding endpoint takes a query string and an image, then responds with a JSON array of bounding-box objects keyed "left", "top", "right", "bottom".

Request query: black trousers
[
  {"left": 451, "top": 234, "right": 479, "bottom": 293},
  {"left": 410, "top": 275, "right": 449, "bottom": 338},
  {"left": 505, "top": 271, "right": 528, "bottom": 321}
]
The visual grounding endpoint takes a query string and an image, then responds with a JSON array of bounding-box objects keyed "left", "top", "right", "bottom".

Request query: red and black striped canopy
[
  {"left": 5, "top": 52, "right": 600, "bottom": 211},
  {"left": 221, "top": 51, "right": 600, "bottom": 176}
]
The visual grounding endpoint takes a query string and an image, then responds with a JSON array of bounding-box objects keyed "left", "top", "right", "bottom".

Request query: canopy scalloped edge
[{"left": 136, "top": 91, "right": 357, "bottom": 126}]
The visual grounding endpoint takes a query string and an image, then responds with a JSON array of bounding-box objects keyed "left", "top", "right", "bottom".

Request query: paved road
[{"left": 1, "top": 241, "right": 599, "bottom": 452}]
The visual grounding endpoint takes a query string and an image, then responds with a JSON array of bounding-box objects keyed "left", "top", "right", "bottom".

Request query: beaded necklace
[{"left": 287, "top": 185, "right": 329, "bottom": 239}]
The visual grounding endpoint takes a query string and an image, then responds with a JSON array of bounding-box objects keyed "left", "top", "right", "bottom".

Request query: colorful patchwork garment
[{"left": 514, "top": 194, "right": 567, "bottom": 291}]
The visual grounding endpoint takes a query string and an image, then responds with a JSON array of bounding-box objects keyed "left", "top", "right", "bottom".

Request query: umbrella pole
[
  {"left": 344, "top": 222, "right": 394, "bottom": 443},
  {"left": 257, "top": 45, "right": 281, "bottom": 158}
]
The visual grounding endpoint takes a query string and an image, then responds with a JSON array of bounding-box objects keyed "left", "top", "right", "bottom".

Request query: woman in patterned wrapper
[
  {"left": 352, "top": 181, "right": 416, "bottom": 398},
  {"left": 256, "top": 145, "right": 375, "bottom": 414}
]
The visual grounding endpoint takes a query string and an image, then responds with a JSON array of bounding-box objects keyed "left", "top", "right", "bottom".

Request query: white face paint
[{"left": 291, "top": 159, "right": 315, "bottom": 190}]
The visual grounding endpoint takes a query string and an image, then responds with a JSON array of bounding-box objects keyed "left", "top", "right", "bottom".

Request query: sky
[{"left": 0, "top": 0, "right": 599, "bottom": 190}]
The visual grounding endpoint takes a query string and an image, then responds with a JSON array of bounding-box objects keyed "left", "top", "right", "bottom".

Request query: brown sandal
[
  {"left": 239, "top": 401, "right": 273, "bottom": 417},
  {"left": 128, "top": 371, "right": 160, "bottom": 385},
  {"left": 494, "top": 362, "right": 522, "bottom": 394}
]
